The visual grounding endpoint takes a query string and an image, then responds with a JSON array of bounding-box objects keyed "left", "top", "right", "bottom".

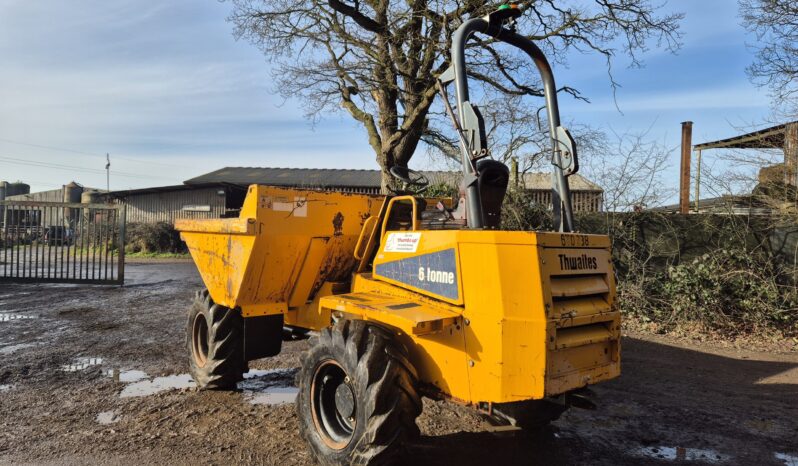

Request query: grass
[{"left": 124, "top": 251, "right": 190, "bottom": 259}]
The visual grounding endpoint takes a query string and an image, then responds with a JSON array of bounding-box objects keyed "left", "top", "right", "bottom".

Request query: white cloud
[
  {"left": 0, "top": 0, "right": 381, "bottom": 192},
  {"left": 569, "top": 83, "right": 770, "bottom": 114}
]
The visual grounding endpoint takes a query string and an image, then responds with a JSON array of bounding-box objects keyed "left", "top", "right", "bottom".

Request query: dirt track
[{"left": 1, "top": 261, "right": 796, "bottom": 465}]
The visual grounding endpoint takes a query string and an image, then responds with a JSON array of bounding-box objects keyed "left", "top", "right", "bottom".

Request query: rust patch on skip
[
  {"left": 309, "top": 236, "right": 359, "bottom": 298},
  {"left": 332, "top": 212, "right": 344, "bottom": 236}
]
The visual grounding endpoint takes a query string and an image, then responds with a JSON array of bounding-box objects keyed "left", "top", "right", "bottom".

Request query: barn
[{"left": 3, "top": 167, "right": 604, "bottom": 228}]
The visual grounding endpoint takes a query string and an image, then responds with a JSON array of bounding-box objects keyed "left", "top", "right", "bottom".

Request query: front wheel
[
  {"left": 296, "top": 320, "right": 422, "bottom": 465},
  {"left": 186, "top": 289, "right": 245, "bottom": 389}
]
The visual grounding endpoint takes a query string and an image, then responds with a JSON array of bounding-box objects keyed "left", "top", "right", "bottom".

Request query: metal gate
[{"left": 0, "top": 200, "right": 125, "bottom": 284}]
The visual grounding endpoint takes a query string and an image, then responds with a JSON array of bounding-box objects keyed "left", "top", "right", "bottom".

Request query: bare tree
[
  {"left": 739, "top": 0, "right": 798, "bottom": 117},
  {"left": 581, "top": 127, "right": 674, "bottom": 212},
  {"left": 229, "top": 1, "right": 682, "bottom": 191}
]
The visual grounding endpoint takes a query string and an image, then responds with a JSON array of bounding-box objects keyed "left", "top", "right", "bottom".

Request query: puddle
[
  {"left": 96, "top": 411, "right": 121, "bottom": 425},
  {"left": 0, "top": 292, "right": 32, "bottom": 299},
  {"left": 246, "top": 386, "right": 299, "bottom": 405},
  {"left": 632, "top": 446, "right": 726, "bottom": 463},
  {"left": 0, "top": 313, "right": 37, "bottom": 322},
  {"left": 242, "top": 368, "right": 294, "bottom": 380},
  {"left": 0, "top": 384, "right": 12, "bottom": 392},
  {"left": 777, "top": 453, "right": 798, "bottom": 466},
  {"left": 239, "top": 368, "right": 298, "bottom": 405},
  {"left": 0, "top": 343, "right": 36, "bottom": 355},
  {"left": 104, "top": 369, "right": 148, "bottom": 383},
  {"left": 61, "top": 357, "right": 104, "bottom": 372},
  {"left": 120, "top": 374, "right": 196, "bottom": 398},
  {"left": 112, "top": 368, "right": 298, "bottom": 403}
]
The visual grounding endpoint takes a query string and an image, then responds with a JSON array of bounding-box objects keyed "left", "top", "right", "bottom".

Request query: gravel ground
[{"left": 0, "top": 261, "right": 796, "bottom": 465}]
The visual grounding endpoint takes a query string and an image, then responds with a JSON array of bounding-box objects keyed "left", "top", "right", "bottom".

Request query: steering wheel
[{"left": 388, "top": 166, "right": 430, "bottom": 194}]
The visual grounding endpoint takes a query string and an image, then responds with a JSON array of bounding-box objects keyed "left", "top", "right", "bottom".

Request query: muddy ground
[{"left": 0, "top": 260, "right": 796, "bottom": 466}]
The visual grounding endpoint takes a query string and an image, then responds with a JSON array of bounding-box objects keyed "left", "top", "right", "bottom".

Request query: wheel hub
[
  {"left": 191, "top": 313, "right": 209, "bottom": 367},
  {"left": 334, "top": 382, "right": 355, "bottom": 419},
  {"left": 311, "top": 360, "right": 357, "bottom": 449}
]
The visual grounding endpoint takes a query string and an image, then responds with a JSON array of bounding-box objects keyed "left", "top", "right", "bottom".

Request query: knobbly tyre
[{"left": 176, "top": 5, "right": 620, "bottom": 465}]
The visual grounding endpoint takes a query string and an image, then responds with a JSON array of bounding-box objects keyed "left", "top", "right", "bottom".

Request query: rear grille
[
  {"left": 549, "top": 273, "right": 611, "bottom": 321},
  {"left": 542, "top": 246, "right": 620, "bottom": 394},
  {"left": 550, "top": 274, "right": 609, "bottom": 299}
]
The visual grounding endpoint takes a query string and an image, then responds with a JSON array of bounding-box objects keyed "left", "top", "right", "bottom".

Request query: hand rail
[{"left": 380, "top": 196, "right": 419, "bottom": 239}]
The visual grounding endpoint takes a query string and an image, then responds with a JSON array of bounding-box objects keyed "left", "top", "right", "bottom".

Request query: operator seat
[{"left": 476, "top": 159, "right": 510, "bottom": 228}]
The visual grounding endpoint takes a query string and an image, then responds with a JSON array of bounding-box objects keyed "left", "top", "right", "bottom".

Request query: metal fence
[{"left": 0, "top": 200, "right": 125, "bottom": 285}]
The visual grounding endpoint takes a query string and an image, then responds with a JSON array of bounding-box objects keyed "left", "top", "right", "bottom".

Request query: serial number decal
[
  {"left": 560, "top": 234, "right": 590, "bottom": 247},
  {"left": 383, "top": 232, "right": 422, "bottom": 253}
]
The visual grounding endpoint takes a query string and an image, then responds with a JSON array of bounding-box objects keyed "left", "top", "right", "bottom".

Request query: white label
[
  {"left": 272, "top": 197, "right": 308, "bottom": 217},
  {"left": 383, "top": 232, "right": 421, "bottom": 253},
  {"left": 182, "top": 205, "right": 211, "bottom": 212}
]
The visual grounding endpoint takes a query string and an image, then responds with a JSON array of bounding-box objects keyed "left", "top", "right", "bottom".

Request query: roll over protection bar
[{"left": 442, "top": 6, "right": 578, "bottom": 232}]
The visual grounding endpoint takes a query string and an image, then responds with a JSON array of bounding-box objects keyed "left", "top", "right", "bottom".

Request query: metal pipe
[
  {"left": 694, "top": 149, "right": 702, "bottom": 213},
  {"left": 680, "top": 121, "right": 693, "bottom": 214},
  {"left": 451, "top": 19, "right": 486, "bottom": 229}
]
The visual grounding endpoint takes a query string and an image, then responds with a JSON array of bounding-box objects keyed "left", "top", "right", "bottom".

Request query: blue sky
[{"left": 0, "top": 0, "right": 774, "bottom": 195}]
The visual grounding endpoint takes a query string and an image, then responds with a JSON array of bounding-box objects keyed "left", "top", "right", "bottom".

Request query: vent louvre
[{"left": 550, "top": 274, "right": 609, "bottom": 298}]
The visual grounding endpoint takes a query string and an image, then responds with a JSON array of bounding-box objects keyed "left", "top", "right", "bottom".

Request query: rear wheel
[
  {"left": 186, "top": 289, "right": 245, "bottom": 389},
  {"left": 296, "top": 320, "right": 421, "bottom": 465}
]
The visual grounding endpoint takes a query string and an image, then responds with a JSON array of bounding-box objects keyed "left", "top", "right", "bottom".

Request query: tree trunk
[{"left": 380, "top": 169, "right": 393, "bottom": 194}]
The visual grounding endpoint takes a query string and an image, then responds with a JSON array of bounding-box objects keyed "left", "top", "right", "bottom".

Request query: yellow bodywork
[
  {"left": 177, "top": 186, "right": 620, "bottom": 406},
  {"left": 176, "top": 185, "right": 383, "bottom": 317}
]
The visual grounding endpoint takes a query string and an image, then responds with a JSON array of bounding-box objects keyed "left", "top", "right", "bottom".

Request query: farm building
[
  {"left": 181, "top": 167, "right": 604, "bottom": 213},
  {"left": 659, "top": 120, "right": 798, "bottom": 216},
  {"left": 0, "top": 181, "right": 106, "bottom": 231},
  {"left": 106, "top": 184, "right": 246, "bottom": 225},
  {"left": 3, "top": 167, "right": 604, "bottom": 228}
]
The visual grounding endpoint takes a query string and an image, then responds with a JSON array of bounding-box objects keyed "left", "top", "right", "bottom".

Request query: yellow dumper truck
[{"left": 176, "top": 5, "right": 619, "bottom": 465}]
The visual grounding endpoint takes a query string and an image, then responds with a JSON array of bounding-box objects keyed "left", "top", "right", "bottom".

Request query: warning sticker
[
  {"left": 383, "top": 232, "right": 422, "bottom": 253},
  {"left": 272, "top": 197, "right": 308, "bottom": 217}
]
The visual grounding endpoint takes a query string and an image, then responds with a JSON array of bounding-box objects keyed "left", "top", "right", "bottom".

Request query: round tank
[
  {"left": 81, "top": 191, "right": 105, "bottom": 204},
  {"left": 6, "top": 182, "right": 30, "bottom": 197},
  {"left": 0, "top": 182, "right": 6, "bottom": 228},
  {"left": 63, "top": 181, "right": 83, "bottom": 203}
]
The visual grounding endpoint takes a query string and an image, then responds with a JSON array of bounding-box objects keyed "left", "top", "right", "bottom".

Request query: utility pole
[{"left": 105, "top": 153, "right": 110, "bottom": 194}]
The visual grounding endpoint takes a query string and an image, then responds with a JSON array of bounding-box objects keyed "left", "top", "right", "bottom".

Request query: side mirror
[{"left": 554, "top": 126, "right": 578, "bottom": 176}]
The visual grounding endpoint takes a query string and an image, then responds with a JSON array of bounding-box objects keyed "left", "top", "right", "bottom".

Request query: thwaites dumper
[{"left": 176, "top": 6, "right": 620, "bottom": 465}]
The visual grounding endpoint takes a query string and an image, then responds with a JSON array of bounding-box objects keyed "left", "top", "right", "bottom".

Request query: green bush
[
  {"left": 124, "top": 222, "right": 187, "bottom": 255},
  {"left": 659, "top": 249, "right": 797, "bottom": 335},
  {"left": 424, "top": 182, "right": 459, "bottom": 199},
  {"left": 500, "top": 189, "right": 553, "bottom": 231}
]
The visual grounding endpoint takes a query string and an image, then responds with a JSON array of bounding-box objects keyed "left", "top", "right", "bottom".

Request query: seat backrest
[{"left": 476, "top": 159, "right": 510, "bottom": 228}]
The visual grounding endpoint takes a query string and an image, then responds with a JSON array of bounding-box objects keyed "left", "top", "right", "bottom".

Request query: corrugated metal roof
[
  {"left": 184, "top": 167, "right": 603, "bottom": 192},
  {"left": 649, "top": 195, "right": 772, "bottom": 215},
  {"left": 694, "top": 121, "right": 798, "bottom": 150},
  {"left": 184, "top": 167, "right": 382, "bottom": 188}
]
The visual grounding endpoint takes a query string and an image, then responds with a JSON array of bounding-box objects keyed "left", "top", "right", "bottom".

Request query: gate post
[{"left": 118, "top": 205, "right": 126, "bottom": 284}]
